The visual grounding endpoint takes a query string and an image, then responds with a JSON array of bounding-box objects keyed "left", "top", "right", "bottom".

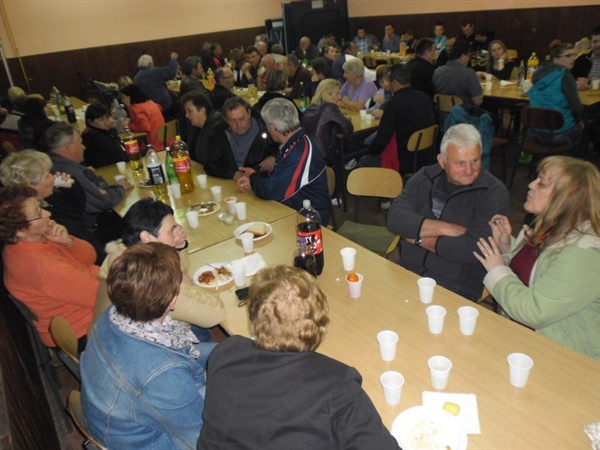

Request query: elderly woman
[
  {"left": 82, "top": 243, "right": 212, "bottom": 449},
  {"left": 477, "top": 40, "right": 515, "bottom": 81},
  {"left": 198, "top": 266, "right": 399, "bottom": 449},
  {"left": 338, "top": 58, "right": 378, "bottom": 111},
  {"left": 0, "top": 185, "right": 99, "bottom": 349},
  {"left": 120, "top": 84, "right": 165, "bottom": 150},
  {"left": 528, "top": 42, "right": 583, "bottom": 147},
  {"left": 475, "top": 156, "right": 600, "bottom": 360},
  {"left": 301, "top": 79, "right": 353, "bottom": 164},
  {"left": 81, "top": 102, "right": 127, "bottom": 168}
]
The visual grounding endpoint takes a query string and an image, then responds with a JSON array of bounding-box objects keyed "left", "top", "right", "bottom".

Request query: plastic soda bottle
[
  {"left": 526, "top": 52, "right": 539, "bottom": 80},
  {"left": 518, "top": 60, "right": 525, "bottom": 89},
  {"left": 145, "top": 146, "right": 169, "bottom": 201},
  {"left": 172, "top": 136, "right": 194, "bottom": 194},
  {"left": 122, "top": 127, "right": 143, "bottom": 173},
  {"left": 165, "top": 147, "right": 179, "bottom": 185},
  {"left": 296, "top": 199, "right": 324, "bottom": 275},
  {"left": 63, "top": 95, "right": 77, "bottom": 124}
]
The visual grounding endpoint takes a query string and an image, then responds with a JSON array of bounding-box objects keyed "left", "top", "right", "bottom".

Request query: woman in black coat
[{"left": 81, "top": 103, "right": 127, "bottom": 168}]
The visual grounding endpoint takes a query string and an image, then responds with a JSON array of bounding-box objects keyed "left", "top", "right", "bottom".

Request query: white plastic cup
[
  {"left": 592, "top": 78, "right": 600, "bottom": 90},
  {"left": 346, "top": 273, "right": 364, "bottom": 299},
  {"left": 170, "top": 183, "right": 182, "bottom": 199},
  {"left": 211, "top": 186, "right": 222, "bottom": 202},
  {"left": 457, "top": 306, "right": 480, "bottom": 336},
  {"left": 185, "top": 210, "right": 199, "bottom": 229},
  {"left": 231, "top": 261, "right": 246, "bottom": 287},
  {"left": 417, "top": 277, "right": 436, "bottom": 304},
  {"left": 359, "top": 109, "right": 367, "bottom": 119},
  {"left": 485, "top": 73, "right": 492, "bottom": 82},
  {"left": 426, "top": 305, "right": 447, "bottom": 334},
  {"left": 226, "top": 196, "right": 237, "bottom": 214},
  {"left": 377, "top": 330, "right": 399, "bottom": 361},
  {"left": 240, "top": 232, "right": 254, "bottom": 253},
  {"left": 484, "top": 81, "right": 492, "bottom": 92},
  {"left": 116, "top": 161, "right": 127, "bottom": 174},
  {"left": 507, "top": 353, "right": 534, "bottom": 388},
  {"left": 197, "top": 174, "right": 208, "bottom": 189},
  {"left": 50, "top": 104, "right": 60, "bottom": 117},
  {"left": 114, "top": 174, "right": 125, "bottom": 183},
  {"left": 340, "top": 247, "right": 357, "bottom": 271},
  {"left": 428, "top": 355, "right": 452, "bottom": 390},
  {"left": 234, "top": 202, "right": 247, "bottom": 220},
  {"left": 380, "top": 371, "right": 405, "bottom": 406}
]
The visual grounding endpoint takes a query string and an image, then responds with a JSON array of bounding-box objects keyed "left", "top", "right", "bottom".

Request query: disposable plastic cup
[
  {"left": 231, "top": 261, "right": 246, "bottom": 287},
  {"left": 592, "top": 78, "right": 600, "bottom": 90},
  {"left": 417, "top": 277, "right": 436, "bottom": 304},
  {"left": 507, "top": 353, "right": 534, "bottom": 388},
  {"left": 426, "top": 305, "right": 447, "bottom": 334},
  {"left": 226, "top": 196, "right": 237, "bottom": 214},
  {"left": 428, "top": 355, "right": 452, "bottom": 390},
  {"left": 457, "top": 306, "right": 480, "bottom": 336},
  {"left": 234, "top": 202, "right": 247, "bottom": 220},
  {"left": 197, "top": 174, "right": 208, "bottom": 189},
  {"left": 170, "top": 183, "right": 181, "bottom": 199},
  {"left": 377, "top": 330, "right": 399, "bottom": 361},
  {"left": 114, "top": 175, "right": 125, "bottom": 183},
  {"left": 485, "top": 73, "right": 492, "bottom": 82},
  {"left": 240, "top": 232, "right": 254, "bottom": 253},
  {"left": 185, "top": 210, "right": 199, "bottom": 229},
  {"left": 211, "top": 186, "right": 222, "bottom": 202},
  {"left": 380, "top": 371, "right": 405, "bottom": 406},
  {"left": 340, "top": 247, "right": 356, "bottom": 271},
  {"left": 364, "top": 114, "right": 373, "bottom": 124},
  {"left": 359, "top": 109, "right": 367, "bottom": 119},
  {"left": 116, "top": 162, "right": 127, "bottom": 174},
  {"left": 346, "top": 273, "right": 364, "bottom": 299}
]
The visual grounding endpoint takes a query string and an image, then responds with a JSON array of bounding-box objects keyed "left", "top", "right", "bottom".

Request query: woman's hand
[
  {"left": 173, "top": 224, "right": 187, "bottom": 249},
  {"left": 44, "top": 220, "right": 73, "bottom": 247},
  {"left": 473, "top": 237, "right": 506, "bottom": 272},
  {"left": 488, "top": 214, "right": 512, "bottom": 254},
  {"left": 373, "top": 93, "right": 384, "bottom": 104}
]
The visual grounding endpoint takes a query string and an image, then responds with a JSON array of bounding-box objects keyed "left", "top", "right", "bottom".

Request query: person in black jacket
[
  {"left": 211, "top": 67, "right": 236, "bottom": 111},
  {"left": 198, "top": 265, "right": 400, "bottom": 450},
  {"left": 408, "top": 38, "right": 436, "bottom": 98},
  {"left": 181, "top": 91, "right": 222, "bottom": 166},
  {"left": 17, "top": 97, "right": 54, "bottom": 151},
  {"left": 81, "top": 103, "right": 127, "bottom": 168}
]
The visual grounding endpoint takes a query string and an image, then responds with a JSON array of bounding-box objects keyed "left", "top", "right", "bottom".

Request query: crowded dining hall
[{"left": 0, "top": 0, "right": 599, "bottom": 448}]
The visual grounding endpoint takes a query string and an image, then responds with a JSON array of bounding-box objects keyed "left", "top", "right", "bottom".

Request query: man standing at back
[
  {"left": 133, "top": 52, "right": 179, "bottom": 113},
  {"left": 387, "top": 124, "right": 509, "bottom": 301}
]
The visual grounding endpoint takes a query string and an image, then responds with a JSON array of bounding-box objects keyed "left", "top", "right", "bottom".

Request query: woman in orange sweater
[
  {"left": 0, "top": 186, "right": 99, "bottom": 351},
  {"left": 120, "top": 84, "right": 166, "bottom": 150}
]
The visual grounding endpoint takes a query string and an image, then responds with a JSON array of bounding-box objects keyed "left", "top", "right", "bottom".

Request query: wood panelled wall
[{"left": 0, "top": 6, "right": 598, "bottom": 99}]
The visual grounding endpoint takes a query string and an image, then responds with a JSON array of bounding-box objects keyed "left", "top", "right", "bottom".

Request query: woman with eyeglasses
[
  {"left": 0, "top": 185, "right": 99, "bottom": 352},
  {"left": 528, "top": 42, "right": 583, "bottom": 147}
]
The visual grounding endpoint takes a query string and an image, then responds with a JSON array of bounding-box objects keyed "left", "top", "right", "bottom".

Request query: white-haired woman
[{"left": 338, "top": 58, "right": 378, "bottom": 111}]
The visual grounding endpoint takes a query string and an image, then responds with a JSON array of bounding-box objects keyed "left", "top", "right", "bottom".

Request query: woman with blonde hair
[
  {"left": 475, "top": 156, "right": 600, "bottom": 360},
  {"left": 199, "top": 266, "right": 399, "bottom": 449},
  {"left": 301, "top": 79, "right": 353, "bottom": 164},
  {"left": 477, "top": 39, "right": 515, "bottom": 81}
]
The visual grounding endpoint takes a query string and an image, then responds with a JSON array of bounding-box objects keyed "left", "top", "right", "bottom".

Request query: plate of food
[
  {"left": 234, "top": 222, "right": 273, "bottom": 241},
  {"left": 391, "top": 406, "right": 468, "bottom": 450},
  {"left": 139, "top": 179, "right": 153, "bottom": 188},
  {"left": 193, "top": 263, "right": 233, "bottom": 288},
  {"left": 188, "top": 201, "right": 220, "bottom": 216}
]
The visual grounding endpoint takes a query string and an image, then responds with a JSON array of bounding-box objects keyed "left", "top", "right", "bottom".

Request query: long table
[
  {"left": 189, "top": 214, "right": 600, "bottom": 448},
  {"left": 483, "top": 80, "right": 600, "bottom": 107}
]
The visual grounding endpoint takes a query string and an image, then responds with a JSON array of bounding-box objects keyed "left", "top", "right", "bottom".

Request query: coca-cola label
[
  {"left": 297, "top": 228, "right": 323, "bottom": 254},
  {"left": 147, "top": 165, "right": 165, "bottom": 185},
  {"left": 124, "top": 140, "right": 139, "bottom": 156},
  {"left": 173, "top": 156, "right": 189, "bottom": 174}
]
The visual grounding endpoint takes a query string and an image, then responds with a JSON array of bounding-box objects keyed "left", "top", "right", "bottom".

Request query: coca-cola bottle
[{"left": 296, "top": 199, "right": 324, "bottom": 275}]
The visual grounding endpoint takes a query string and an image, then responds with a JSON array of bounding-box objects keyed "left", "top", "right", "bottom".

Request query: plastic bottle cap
[{"left": 303, "top": 199, "right": 311, "bottom": 209}]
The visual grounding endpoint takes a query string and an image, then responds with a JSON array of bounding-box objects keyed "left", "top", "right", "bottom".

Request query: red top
[
  {"left": 509, "top": 242, "right": 538, "bottom": 287},
  {"left": 128, "top": 100, "right": 166, "bottom": 150}
]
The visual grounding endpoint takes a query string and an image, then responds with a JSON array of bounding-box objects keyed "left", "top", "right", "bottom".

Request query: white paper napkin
[
  {"left": 422, "top": 391, "right": 481, "bottom": 434},
  {"left": 231, "top": 253, "right": 266, "bottom": 277},
  {"left": 500, "top": 80, "right": 516, "bottom": 86}
]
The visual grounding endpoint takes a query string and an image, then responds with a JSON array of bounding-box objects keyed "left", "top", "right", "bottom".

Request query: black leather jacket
[{"left": 301, "top": 102, "right": 353, "bottom": 164}]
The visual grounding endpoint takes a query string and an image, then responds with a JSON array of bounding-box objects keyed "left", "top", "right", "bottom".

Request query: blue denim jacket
[{"left": 80, "top": 309, "right": 209, "bottom": 450}]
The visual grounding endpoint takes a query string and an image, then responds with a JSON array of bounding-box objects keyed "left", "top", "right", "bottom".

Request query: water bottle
[
  {"left": 122, "top": 127, "right": 143, "bottom": 173},
  {"left": 298, "top": 82, "right": 307, "bottom": 112},
  {"left": 172, "top": 136, "right": 195, "bottom": 194},
  {"left": 145, "top": 146, "right": 169, "bottom": 201},
  {"left": 518, "top": 60, "right": 525, "bottom": 90},
  {"left": 296, "top": 199, "right": 324, "bottom": 275}
]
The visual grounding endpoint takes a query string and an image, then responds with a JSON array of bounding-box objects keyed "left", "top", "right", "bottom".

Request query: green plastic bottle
[{"left": 165, "top": 147, "right": 179, "bottom": 185}]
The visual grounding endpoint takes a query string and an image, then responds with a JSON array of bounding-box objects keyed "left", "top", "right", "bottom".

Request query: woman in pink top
[{"left": 120, "top": 84, "right": 166, "bottom": 150}]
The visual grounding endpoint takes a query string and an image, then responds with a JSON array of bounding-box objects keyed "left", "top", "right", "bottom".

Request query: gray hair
[
  {"left": 440, "top": 124, "right": 482, "bottom": 159},
  {"left": 342, "top": 58, "right": 365, "bottom": 77},
  {"left": 46, "top": 122, "right": 78, "bottom": 151},
  {"left": 138, "top": 54, "right": 154, "bottom": 68},
  {"left": 0, "top": 150, "right": 52, "bottom": 186},
  {"left": 261, "top": 98, "right": 300, "bottom": 135}
]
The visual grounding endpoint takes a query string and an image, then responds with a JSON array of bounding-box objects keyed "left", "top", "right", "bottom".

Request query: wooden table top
[
  {"left": 189, "top": 214, "right": 600, "bottom": 448},
  {"left": 483, "top": 80, "right": 600, "bottom": 106}
]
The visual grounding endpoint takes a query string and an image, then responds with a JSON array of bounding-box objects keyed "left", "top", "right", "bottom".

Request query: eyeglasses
[{"left": 26, "top": 200, "right": 49, "bottom": 222}]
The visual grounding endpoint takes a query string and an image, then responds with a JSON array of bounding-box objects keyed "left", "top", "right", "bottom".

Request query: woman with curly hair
[{"left": 475, "top": 156, "right": 600, "bottom": 360}]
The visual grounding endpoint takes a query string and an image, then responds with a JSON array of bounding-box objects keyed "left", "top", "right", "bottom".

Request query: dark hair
[
  {"left": 46, "top": 122, "right": 77, "bottom": 151},
  {"left": 476, "top": 29, "right": 495, "bottom": 39},
  {"left": 449, "top": 39, "right": 471, "bottom": 60},
  {"left": 435, "top": 21, "right": 445, "bottom": 27},
  {"left": 183, "top": 56, "right": 203, "bottom": 76},
  {"left": 416, "top": 38, "right": 435, "bottom": 56},
  {"left": 286, "top": 54, "right": 300, "bottom": 67},
  {"left": 549, "top": 42, "right": 574, "bottom": 59},
  {"left": 376, "top": 64, "right": 391, "bottom": 83},
  {"left": 120, "top": 84, "right": 149, "bottom": 104},
  {"left": 342, "top": 41, "right": 355, "bottom": 53},
  {"left": 222, "top": 96, "right": 251, "bottom": 114},
  {"left": 121, "top": 198, "right": 174, "bottom": 247},
  {"left": 22, "top": 97, "right": 47, "bottom": 121},
  {"left": 181, "top": 91, "right": 213, "bottom": 116},
  {"left": 267, "top": 69, "right": 287, "bottom": 92},
  {"left": 245, "top": 45, "right": 259, "bottom": 55},
  {"left": 0, "top": 185, "right": 37, "bottom": 244},
  {"left": 214, "top": 67, "right": 228, "bottom": 84},
  {"left": 357, "top": 25, "right": 365, "bottom": 31},
  {"left": 462, "top": 19, "right": 474, "bottom": 27},
  {"left": 107, "top": 242, "right": 182, "bottom": 321},
  {"left": 389, "top": 64, "right": 411, "bottom": 85},
  {"left": 271, "top": 44, "right": 284, "bottom": 55},
  {"left": 210, "top": 42, "right": 221, "bottom": 52},
  {"left": 85, "top": 102, "right": 110, "bottom": 124},
  {"left": 310, "top": 57, "right": 331, "bottom": 77}
]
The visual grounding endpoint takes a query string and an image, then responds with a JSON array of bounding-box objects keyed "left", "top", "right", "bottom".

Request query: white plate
[
  {"left": 139, "top": 179, "right": 153, "bottom": 188},
  {"left": 391, "top": 406, "right": 468, "bottom": 450},
  {"left": 188, "top": 201, "right": 220, "bottom": 216},
  {"left": 233, "top": 222, "right": 273, "bottom": 241},
  {"left": 193, "top": 263, "right": 233, "bottom": 288}
]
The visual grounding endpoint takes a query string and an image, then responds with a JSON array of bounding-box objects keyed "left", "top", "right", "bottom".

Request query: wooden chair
[
  {"left": 433, "top": 94, "right": 463, "bottom": 133},
  {"left": 478, "top": 287, "right": 499, "bottom": 313},
  {"left": 336, "top": 168, "right": 403, "bottom": 257},
  {"left": 50, "top": 315, "right": 80, "bottom": 381},
  {"left": 2, "top": 141, "right": 17, "bottom": 154},
  {"left": 67, "top": 390, "right": 107, "bottom": 450},
  {"left": 508, "top": 106, "right": 572, "bottom": 188},
  {"left": 325, "top": 166, "right": 337, "bottom": 230},
  {"left": 156, "top": 119, "right": 178, "bottom": 149},
  {"left": 405, "top": 124, "right": 438, "bottom": 178},
  {"left": 491, "top": 136, "right": 510, "bottom": 183},
  {"left": 506, "top": 49, "right": 518, "bottom": 61},
  {"left": 363, "top": 55, "right": 377, "bottom": 69}
]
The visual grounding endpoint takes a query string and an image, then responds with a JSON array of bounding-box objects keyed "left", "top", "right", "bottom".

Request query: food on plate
[
  {"left": 190, "top": 202, "right": 218, "bottom": 215},
  {"left": 198, "top": 271, "right": 216, "bottom": 285},
  {"left": 347, "top": 273, "right": 359, "bottom": 282},
  {"left": 246, "top": 223, "right": 268, "bottom": 238},
  {"left": 443, "top": 402, "right": 460, "bottom": 416},
  {"left": 403, "top": 419, "right": 450, "bottom": 450},
  {"left": 217, "top": 266, "right": 232, "bottom": 277}
]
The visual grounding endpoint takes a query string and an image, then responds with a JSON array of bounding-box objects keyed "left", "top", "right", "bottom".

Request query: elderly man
[
  {"left": 331, "top": 41, "right": 358, "bottom": 81},
  {"left": 433, "top": 39, "right": 483, "bottom": 107},
  {"left": 205, "top": 97, "right": 277, "bottom": 180},
  {"left": 294, "top": 36, "right": 319, "bottom": 64},
  {"left": 241, "top": 45, "right": 262, "bottom": 87},
  {"left": 381, "top": 24, "right": 401, "bottom": 53},
  {"left": 179, "top": 55, "right": 210, "bottom": 97},
  {"left": 258, "top": 54, "right": 278, "bottom": 91},
  {"left": 285, "top": 54, "right": 312, "bottom": 99},
  {"left": 237, "top": 98, "right": 329, "bottom": 224},
  {"left": 212, "top": 67, "right": 236, "bottom": 111},
  {"left": 181, "top": 91, "right": 223, "bottom": 165},
  {"left": 133, "top": 52, "right": 179, "bottom": 112},
  {"left": 387, "top": 124, "right": 510, "bottom": 301},
  {"left": 353, "top": 26, "right": 380, "bottom": 53},
  {"left": 255, "top": 41, "right": 268, "bottom": 57},
  {"left": 407, "top": 38, "right": 436, "bottom": 97}
]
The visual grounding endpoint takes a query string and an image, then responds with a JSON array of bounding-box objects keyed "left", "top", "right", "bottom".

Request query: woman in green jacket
[{"left": 474, "top": 156, "right": 600, "bottom": 360}]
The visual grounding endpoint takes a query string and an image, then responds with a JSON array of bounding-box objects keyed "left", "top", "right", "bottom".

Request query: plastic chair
[
  {"left": 405, "top": 124, "right": 438, "bottom": 177},
  {"left": 325, "top": 166, "right": 337, "bottom": 230},
  {"left": 156, "top": 119, "right": 178, "bottom": 149},
  {"left": 7, "top": 294, "right": 73, "bottom": 431},
  {"left": 336, "top": 168, "right": 403, "bottom": 257},
  {"left": 67, "top": 390, "right": 107, "bottom": 450},
  {"left": 50, "top": 316, "right": 81, "bottom": 381},
  {"left": 508, "top": 106, "right": 572, "bottom": 188}
]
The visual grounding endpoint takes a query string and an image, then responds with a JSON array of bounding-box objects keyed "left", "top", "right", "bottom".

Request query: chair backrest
[
  {"left": 407, "top": 124, "right": 438, "bottom": 153},
  {"left": 390, "top": 56, "right": 402, "bottom": 65},
  {"left": 2, "top": 141, "right": 17, "bottom": 154},
  {"left": 156, "top": 119, "right": 178, "bottom": 148},
  {"left": 433, "top": 94, "right": 464, "bottom": 114},
  {"left": 363, "top": 55, "right": 376, "bottom": 68},
  {"left": 50, "top": 316, "right": 80, "bottom": 363},
  {"left": 346, "top": 167, "right": 403, "bottom": 199},
  {"left": 506, "top": 49, "right": 518, "bottom": 61},
  {"left": 68, "top": 390, "right": 107, "bottom": 450},
  {"left": 325, "top": 166, "right": 335, "bottom": 197},
  {"left": 521, "top": 106, "right": 565, "bottom": 133}
]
